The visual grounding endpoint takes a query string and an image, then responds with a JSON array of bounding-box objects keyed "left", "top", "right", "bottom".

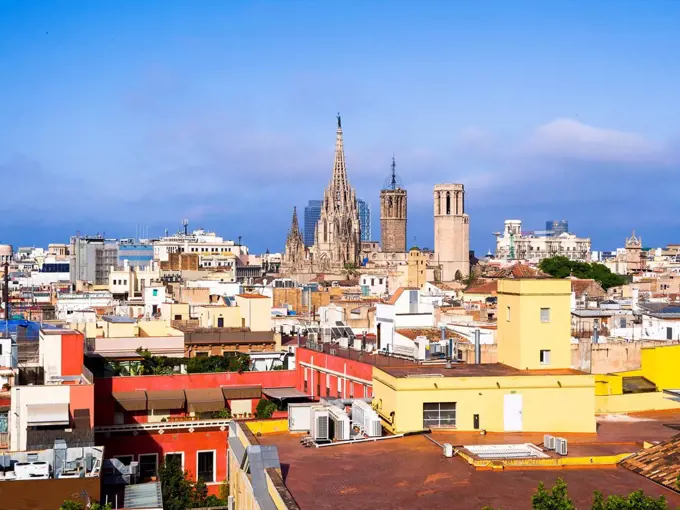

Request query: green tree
[
  {"left": 60, "top": 501, "right": 112, "bottom": 510},
  {"left": 538, "top": 256, "right": 626, "bottom": 290},
  {"left": 255, "top": 398, "right": 277, "bottom": 419},
  {"left": 591, "top": 490, "right": 668, "bottom": 510},
  {"left": 159, "top": 456, "right": 197, "bottom": 510},
  {"left": 342, "top": 262, "right": 359, "bottom": 280},
  {"left": 531, "top": 478, "right": 574, "bottom": 510}
]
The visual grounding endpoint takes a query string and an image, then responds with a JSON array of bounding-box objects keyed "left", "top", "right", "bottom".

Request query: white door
[{"left": 503, "top": 394, "right": 523, "bottom": 431}]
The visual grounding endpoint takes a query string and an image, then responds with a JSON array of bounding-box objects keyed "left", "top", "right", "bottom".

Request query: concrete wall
[
  {"left": 10, "top": 385, "right": 71, "bottom": 450},
  {"left": 296, "top": 348, "right": 373, "bottom": 399},
  {"left": 236, "top": 295, "right": 272, "bottom": 332}
]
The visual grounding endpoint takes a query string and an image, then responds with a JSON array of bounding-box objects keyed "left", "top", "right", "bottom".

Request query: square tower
[
  {"left": 380, "top": 188, "right": 407, "bottom": 252},
  {"left": 497, "top": 278, "right": 572, "bottom": 370},
  {"left": 433, "top": 184, "right": 469, "bottom": 280}
]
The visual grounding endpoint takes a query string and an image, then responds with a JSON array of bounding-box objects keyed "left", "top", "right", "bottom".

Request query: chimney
[{"left": 474, "top": 328, "right": 481, "bottom": 364}]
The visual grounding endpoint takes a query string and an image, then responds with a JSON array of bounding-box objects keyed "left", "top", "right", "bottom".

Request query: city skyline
[{"left": 2, "top": 1, "right": 679, "bottom": 253}]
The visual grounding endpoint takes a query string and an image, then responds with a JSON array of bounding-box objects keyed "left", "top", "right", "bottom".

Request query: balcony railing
[{"left": 94, "top": 418, "right": 232, "bottom": 434}]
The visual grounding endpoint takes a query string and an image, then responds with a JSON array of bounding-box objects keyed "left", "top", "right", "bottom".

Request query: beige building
[
  {"left": 380, "top": 157, "right": 407, "bottom": 253},
  {"left": 494, "top": 220, "right": 591, "bottom": 262},
  {"left": 434, "top": 183, "right": 470, "bottom": 280}
]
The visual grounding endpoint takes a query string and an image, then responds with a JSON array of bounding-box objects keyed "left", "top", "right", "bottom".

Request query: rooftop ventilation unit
[
  {"left": 13, "top": 463, "right": 32, "bottom": 480},
  {"left": 310, "top": 407, "right": 330, "bottom": 442},
  {"left": 351, "top": 401, "right": 382, "bottom": 437},
  {"left": 328, "top": 407, "right": 350, "bottom": 441},
  {"left": 543, "top": 435, "right": 556, "bottom": 450},
  {"left": 555, "top": 437, "right": 568, "bottom": 456}
]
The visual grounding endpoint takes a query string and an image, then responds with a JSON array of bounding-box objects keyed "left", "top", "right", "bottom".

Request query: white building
[
  {"left": 153, "top": 228, "right": 249, "bottom": 263},
  {"left": 143, "top": 284, "right": 168, "bottom": 318},
  {"left": 494, "top": 220, "right": 591, "bottom": 262},
  {"left": 108, "top": 262, "right": 159, "bottom": 298},
  {"left": 374, "top": 288, "right": 441, "bottom": 354},
  {"left": 56, "top": 291, "right": 114, "bottom": 320},
  {"left": 359, "top": 274, "right": 387, "bottom": 297}
]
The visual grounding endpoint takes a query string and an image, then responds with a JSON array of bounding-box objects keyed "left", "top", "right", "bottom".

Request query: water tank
[{"left": 443, "top": 443, "right": 453, "bottom": 458}]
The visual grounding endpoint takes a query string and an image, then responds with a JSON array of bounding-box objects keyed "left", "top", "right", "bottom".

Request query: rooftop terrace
[{"left": 258, "top": 412, "right": 680, "bottom": 509}]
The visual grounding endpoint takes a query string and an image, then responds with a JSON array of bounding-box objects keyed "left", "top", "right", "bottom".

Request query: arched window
[
  {"left": 446, "top": 192, "right": 451, "bottom": 215},
  {"left": 323, "top": 220, "right": 327, "bottom": 242},
  {"left": 436, "top": 192, "right": 441, "bottom": 215}
]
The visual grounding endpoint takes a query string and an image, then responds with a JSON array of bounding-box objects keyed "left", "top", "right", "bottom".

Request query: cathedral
[{"left": 282, "top": 115, "right": 361, "bottom": 278}]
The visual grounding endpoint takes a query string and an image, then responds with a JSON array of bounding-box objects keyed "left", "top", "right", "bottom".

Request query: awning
[
  {"left": 185, "top": 388, "right": 225, "bottom": 413},
  {"left": 262, "top": 387, "right": 309, "bottom": 400},
  {"left": 113, "top": 391, "right": 148, "bottom": 412},
  {"left": 27, "top": 403, "right": 70, "bottom": 426},
  {"left": 222, "top": 385, "right": 262, "bottom": 400},
  {"left": 146, "top": 390, "right": 186, "bottom": 411}
]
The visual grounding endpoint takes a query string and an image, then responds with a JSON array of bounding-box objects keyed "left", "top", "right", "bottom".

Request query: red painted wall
[
  {"left": 61, "top": 332, "right": 85, "bottom": 377},
  {"left": 295, "top": 348, "right": 374, "bottom": 400},
  {"left": 69, "top": 383, "right": 95, "bottom": 427},
  {"left": 94, "top": 370, "right": 297, "bottom": 426},
  {"left": 100, "top": 429, "right": 228, "bottom": 496}
]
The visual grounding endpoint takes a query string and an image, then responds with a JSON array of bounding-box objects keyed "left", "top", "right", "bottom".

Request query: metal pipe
[{"left": 474, "top": 328, "right": 481, "bottom": 364}]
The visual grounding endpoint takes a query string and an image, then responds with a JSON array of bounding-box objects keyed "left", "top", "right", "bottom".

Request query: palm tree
[{"left": 342, "top": 263, "right": 359, "bottom": 280}]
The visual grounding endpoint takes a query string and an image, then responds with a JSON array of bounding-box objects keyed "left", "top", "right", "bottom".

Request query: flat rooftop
[
  {"left": 259, "top": 413, "right": 680, "bottom": 509},
  {"left": 380, "top": 363, "right": 586, "bottom": 378}
]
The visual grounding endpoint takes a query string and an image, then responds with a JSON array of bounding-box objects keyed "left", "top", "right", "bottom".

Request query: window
[
  {"left": 165, "top": 452, "right": 184, "bottom": 470},
  {"left": 540, "top": 308, "right": 550, "bottom": 323},
  {"left": 174, "top": 314, "right": 182, "bottom": 320},
  {"left": 115, "top": 455, "right": 133, "bottom": 466},
  {"left": 619, "top": 317, "right": 626, "bottom": 328},
  {"left": 540, "top": 350, "right": 551, "bottom": 365},
  {"left": 138, "top": 453, "right": 158, "bottom": 480},
  {"left": 506, "top": 306, "right": 511, "bottom": 322},
  {"left": 123, "top": 280, "right": 127, "bottom": 285},
  {"left": 152, "top": 289, "right": 158, "bottom": 297},
  {"left": 195, "top": 351, "right": 209, "bottom": 358},
  {"left": 379, "top": 278, "right": 383, "bottom": 285},
  {"left": 423, "top": 402, "right": 456, "bottom": 428},
  {"left": 197, "top": 451, "right": 215, "bottom": 482}
]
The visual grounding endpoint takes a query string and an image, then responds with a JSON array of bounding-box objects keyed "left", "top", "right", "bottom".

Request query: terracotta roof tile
[
  {"left": 620, "top": 434, "right": 680, "bottom": 493},
  {"left": 465, "top": 281, "right": 498, "bottom": 295},
  {"left": 236, "top": 293, "right": 268, "bottom": 299},
  {"left": 386, "top": 287, "right": 418, "bottom": 305},
  {"left": 487, "top": 263, "right": 550, "bottom": 279}
]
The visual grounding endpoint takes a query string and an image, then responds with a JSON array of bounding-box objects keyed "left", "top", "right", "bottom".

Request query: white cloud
[{"left": 524, "top": 118, "right": 667, "bottom": 164}]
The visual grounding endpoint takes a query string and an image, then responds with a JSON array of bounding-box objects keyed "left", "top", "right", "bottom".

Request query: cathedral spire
[
  {"left": 288, "top": 206, "right": 301, "bottom": 236},
  {"left": 330, "top": 113, "right": 350, "bottom": 208}
]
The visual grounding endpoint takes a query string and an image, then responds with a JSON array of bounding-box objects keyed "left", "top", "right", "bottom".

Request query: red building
[
  {"left": 95, "top": 370, "right": 297, "bottom": 495},
  {"left": 295, "top": 347, "right": 374, "bottom": 400}
]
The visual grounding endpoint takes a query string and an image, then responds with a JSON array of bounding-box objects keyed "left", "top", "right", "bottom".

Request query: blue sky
[{"left": 1, "top": 1, "right": 679, "bottom": 254}]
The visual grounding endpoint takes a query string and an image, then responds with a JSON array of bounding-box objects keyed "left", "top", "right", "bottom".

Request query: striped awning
[
  {"left": 146, "top": 390, "right": 186, "bottom": 411},
  {"left": 185, "top": 388, "right": 225, "bottom": 413},
  {"left": 113, "top": 391, "right": 148, "bottom": 412},
  {"left": 222, "top": 385, "right": 262, "bottom": 400}
]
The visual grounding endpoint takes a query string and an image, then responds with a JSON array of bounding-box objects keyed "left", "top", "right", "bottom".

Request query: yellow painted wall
[
  {"left": 407, "top": 249, "right": 428, "bottom": 289},
  {"left": 245, "top": 418, "right": 289, "bottom": 435},
  {"left": 103, "top": 320, "right": 138, "bottom": 338},
  {"left": 235, "top": 296, "right": 272, "bottom": 332},
  {"left": 497, "top": 279, "right": 572, "bottom": 371},
  {"left": 640, "top": 344, "right": 680, "bottom": 390},
  {"left": 137, "top": 320, "right": 184, "bottom": 337},
  {"left": 373, "top": 367, "right": 596, "bottom": 434},
  {"left": 595, "top": 392, "right": 680, "bottom": 413},
  {"left": 197, "top": 305, "right": 241, "bottom": 328}
]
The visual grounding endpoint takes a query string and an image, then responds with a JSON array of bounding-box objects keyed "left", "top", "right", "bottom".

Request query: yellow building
[
  {"left": 406, "top": 248, "right": 429, "bottom": 289},
  {"left": 497, "top": 279, "right": 572, "bottom": 371},
  {"left": 196, "top": 304, "right": 241, "bottom": 328},
  {"left": 235, "top": 294, "right": 273, "bottom": 331},
  {"left": 372, "top": 277, "right": 596, "bottom": 434},
  {"left": 595, "top": 343, "right": 680, "bottom": 413}
]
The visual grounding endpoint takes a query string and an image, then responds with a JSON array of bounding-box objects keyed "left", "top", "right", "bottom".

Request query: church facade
[{"left": 282, "top": 115, "right": 361, "bottom": 278}]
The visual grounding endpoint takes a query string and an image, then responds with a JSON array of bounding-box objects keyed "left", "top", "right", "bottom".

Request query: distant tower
[
  {"left": 434, "top": 184, "right": 470, "bottom": 280},
  {"left": 625, "top": 230, "right": 645, "bottom": 275},
  {"left": 380, "top": 157, "right": 407, "bottom": 253}
]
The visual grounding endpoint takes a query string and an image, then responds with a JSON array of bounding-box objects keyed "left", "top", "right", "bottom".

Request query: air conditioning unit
[
  {"left": 555, "top": 437, "right": 568, "bottom": 456},
  {"left": 328, "top": 407, "right": 350, "bottom": 441},
  {"left": 543, "top": 434, "right": 556, "bottom": 450},
  {"left": 365, "top": 414, "right": 382, "bottom": 437},
  {"left": 310, "top": 407, "right": 330, "bottom": 442},
  {"left": 30, "top": 461, "right": 50, "bottom": 477},
  {"left": 13, "top": 462, "right": 32, "bottom": 480}
]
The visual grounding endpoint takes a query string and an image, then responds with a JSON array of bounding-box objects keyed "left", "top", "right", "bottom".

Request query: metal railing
[{"left": 94, "top": 418, "right": 232, "bottom": 434}]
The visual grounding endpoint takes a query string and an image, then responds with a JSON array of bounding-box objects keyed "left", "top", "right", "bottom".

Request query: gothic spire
[
  {"left": 288, "top": 206, "right": 301, "bottom": 236},
  {"left": 330, "top": 113, "right": 350, "bottom": 208}
]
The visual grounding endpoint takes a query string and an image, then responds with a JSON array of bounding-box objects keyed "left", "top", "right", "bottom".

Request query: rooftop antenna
[
  {"left": 383, "top": 155, "right": 402, "bottom": 191},
  {"left": 182, "top": 219, "right": 189, "bottom": 236},
  {"left": 238, "top": 235, "right": 242, "bottom": 246}
]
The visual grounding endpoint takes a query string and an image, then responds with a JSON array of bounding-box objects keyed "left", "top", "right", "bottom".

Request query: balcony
[{"left": 0, "top": 432, "right": 8, "bottom": 448}]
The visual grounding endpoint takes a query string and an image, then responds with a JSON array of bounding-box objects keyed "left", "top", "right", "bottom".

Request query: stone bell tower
[
  {"left": 380, "top": 157, "right": 407, "bottom": 253},
  {"left": 434, "top": 183, "right": 470, "bottom": 280}
]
